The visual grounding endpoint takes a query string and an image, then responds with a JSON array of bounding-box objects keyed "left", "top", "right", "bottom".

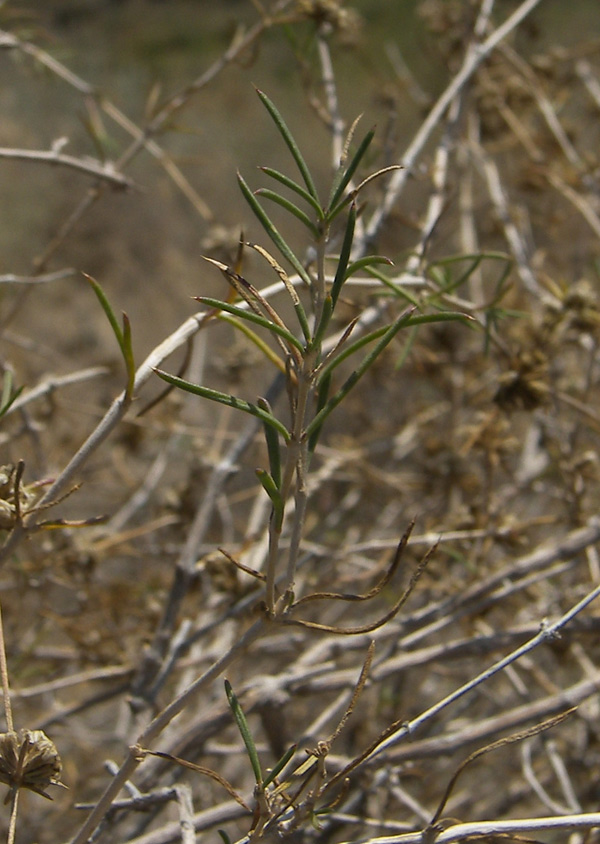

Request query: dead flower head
[
  {"left": 494, "top": 349, "right": 549, "bottom": 412},
  {"left": 0, "top": 729, "right": 66, "bottom": 802},
  {"left": 0, "top": 464, "right": 42, "bottom": 531},
  {"left": 296, "top": 0, "right": 362, "bottom": 38}
]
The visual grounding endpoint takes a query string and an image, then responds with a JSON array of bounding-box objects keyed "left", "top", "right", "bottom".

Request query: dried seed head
[
  {"left": 0, "top": 463, "right": 43, "bottom": 530},
  {"left": 494, "top": 349, "right": 549, "bottom": 413},
  {"left": 0, "top": 729, "right": 66, "bottom": 801},
  {"left": 295, "top": 0, "right": 362, "bottom": 38}
]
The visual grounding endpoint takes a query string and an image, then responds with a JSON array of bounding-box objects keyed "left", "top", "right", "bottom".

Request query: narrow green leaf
[
  {"left": 217, "top": 313, "right": 288, "bottom": 374},
  {"left": 294, "top": 303, "right": 312, "bottom": 345},
  {"left": 0, "top": 372, "right": 23, "bottom": 420},
  {"left": 121, "top": 312, "right": 135, "bottom": 399},
  {"left": 256, "top": 89, "right": 319, "bottom": 202},
  {"left": 196, "top": 296, "right": 304, "bottom": 352},
  {"left": 256, "top": 466, "right": 281, "bottom": 500},
  {"left": 344, "top": 255, "right": 393, "bottom": 280},
  {"left": 260, "top": 167, "right": 324, "bottom": 218},
  {"left": 318, "top": 324, "right": 391, "bottom": 383},
  {"left": 85, "top": 273, "right": 135, "bottom": 394},
  {"left": 218, "top": 830, "right": 232, "bottom": 844},
  {"left": 1, "top": 371, "right": 13, "bottom": 411},
  {"left": 256, "top": 469, "right": 284, "bottom": 531},
  {"left": 440, "top": 256, "right": 483, "bottom": 295},
  {"left": 262, "top": 744, "right": 298, "bottom": 789},
  {"left": 258, "top": 398, "right": 282, "bottom": 488},
  {"left": 428, "top": 252, "right": 512, "bottom": 297},
  {"left": 84, "top": 273, "right": 124, "bottom": 350},
  {"left": 394, "top": 323, "right": 418, "bottom": 371},
  {"left": 225, "top": 679, "right": 263, "bottom": 785},
  {"left": 431, "top": 251, "right": 510, "bottom": 266},
  {"left": 154, "top": 369, "right": 290, "bottom": 441},
  {"left": 367, "top": 266, "right": 421, "bottom": 306},
  {"left": 326, "top": 127, "right": 375, "bottom": 217},
  {"left": 317, "top": 310, "right": 471, "bottom": 385},
  {"left": 238, "top": 172, "right": 313, "bottom": 289},
  {"left": 404, "top": 312, "right": 473, "bottom": 327},
  {"left": 330, "top": 202, "right": 356, "bottom": 307},
  {"left": 305, "top": 309, "right": 416, "bottom": 439},
  {"left": 254, "top": 189, "right": 320, "bottom": 237}
]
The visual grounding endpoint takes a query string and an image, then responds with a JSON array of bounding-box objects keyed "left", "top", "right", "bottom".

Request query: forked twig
[
  {"left": 429, "top": 708, "right": 576, "bottom": 826},
  {"left": 368, "top": 578, "right": 600, "bottom": 761},
  {"left": 0, "top": 146, "right": 134, "bottom": 188},
  {"left": 362, "top": 0, "right": 544, "bottom": 248},
  {"left": 292, "top": 519, "right": 416, "bottom": 607},
  {"left": 137, "top": 747, "right": 251, "bottom": 812},
  {"left": 283, "top": 534, "right": 436, "bottom": 635}
]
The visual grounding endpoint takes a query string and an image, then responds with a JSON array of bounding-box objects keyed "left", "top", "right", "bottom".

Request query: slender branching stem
[
  {"left": 7, "top": 789, "right": 18, "bottom": 844},
  {"left": 69, "top": 618, "right": 266, "bottom": 844},
  {"left": 0, "top": 603, "right": 13, "bottom": 733}
]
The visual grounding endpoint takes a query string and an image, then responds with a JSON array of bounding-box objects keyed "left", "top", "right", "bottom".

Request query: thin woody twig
[
  {"left": 2, "top": 1, "right": 296, "bottom": 271},
  {"left": 368, "top": 579, "right": 600, "bottom": 761},
  {"left": 5, "top": 367, "right": 108, "bottom": 415},
  {"left": 68, "top": 618, "right": 266, "bottom": 844},
  {"left": 336, "top": 812, "right": 600, "bottom": 844},
  {"left": 0, "top": 604, "right": 14, "bottom": 733},
  {"left": 362, "top": 0, "right": 544, "bottom": 249},
  {"left": 0, "top": 269, "right": 75, "bottom": 285},
  {"left": 0, "top": 146, "right": 134, "bottom": 189}
]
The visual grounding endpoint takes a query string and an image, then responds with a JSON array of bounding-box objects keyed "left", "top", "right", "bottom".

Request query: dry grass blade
[
  {"left": 293, "top": 519, "right": 415, "bottom": 606},
  {"left": 246, "top": 241, "right": 304, "bottom": 310},
  {"left": 429, "top": 708, "right": 577, "bottom": 826},
  {"left": 284, "top": 537, "right": 436, "bottom": 634},
  {"left": 326, "top": 641, "right": 375, "bottom": 746},
  {"left": 219, "top": 547, "right": 266, "bottom": 582},
  {"left": 140, "top": 749, "right": 252, "bottom": 812}
]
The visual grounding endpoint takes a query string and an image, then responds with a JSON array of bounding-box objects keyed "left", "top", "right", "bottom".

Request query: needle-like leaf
[
  {"left": 326, "top": 127, "right": 375, "bottom": 218},
  {"left": 262, "top": 744, "right": 298, "bottom": 789},
  {"left": 330, "top": 202, "right": 356, "bottom": 307},
  {"left": 305, "top": 309, "right": 416, "bottom": 439},
  {"left": 224, "top": 679, "right": 263, "bottom": 786},
  {"left": 84, "top": 273, "right": 135, "bottom": 398},
  {"left": 154, "top": 369, "right": 290, "bottom": 441},
  {"left": 238, "top": 172, "right": 313, "bottom": 289},
  {"left": 259, "top": 166, "right": 324, "bottom": 218},
  {"left": 255, "top": 88, "right": 319, "bottom": 203},
  {"left": 254, "top": 188, "right": 320, "bottom": 237},
  {"left": 258, "top": 397, "right": 282, "bottom": 488},
  {"left": 195, "top": 296, "right": 304, "bottom": 352},
  {"left": 256, "top": 469, "right": 284, "bottom": 530}
]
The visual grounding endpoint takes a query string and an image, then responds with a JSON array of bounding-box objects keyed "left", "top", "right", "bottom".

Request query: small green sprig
[
  {"left": 157, "top": 90, "right": 469, "bottom": 615},
  {"left": 84, "top": 273, "right": 135, "bottom": 399}
]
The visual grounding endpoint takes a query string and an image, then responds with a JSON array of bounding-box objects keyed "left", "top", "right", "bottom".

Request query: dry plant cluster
[{"left": 1, "top": 0, "right": 600, "bottom": 842}]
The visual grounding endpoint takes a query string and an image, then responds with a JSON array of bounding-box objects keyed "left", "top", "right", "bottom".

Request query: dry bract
[
  {"left": 0, "top": 729, "right": 65, "bottom": 802},
  {"left": 0, "top": 464, "right": 41, "bottom": 531},
  {"left": 295, "top": 0, "right": 362, "bottom": 37}
]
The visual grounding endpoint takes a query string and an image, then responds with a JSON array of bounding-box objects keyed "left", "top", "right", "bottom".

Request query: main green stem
[{"left": 264, "top": 230, "right": 329, "bottom": 614}]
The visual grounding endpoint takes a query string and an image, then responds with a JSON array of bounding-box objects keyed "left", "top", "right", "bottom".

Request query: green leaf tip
[
  {"left": 254, "top": 88, "right": 319, "bottom": 204},
  {"left": 225, "top": 678, "right": 263, "bottom": 785}
]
